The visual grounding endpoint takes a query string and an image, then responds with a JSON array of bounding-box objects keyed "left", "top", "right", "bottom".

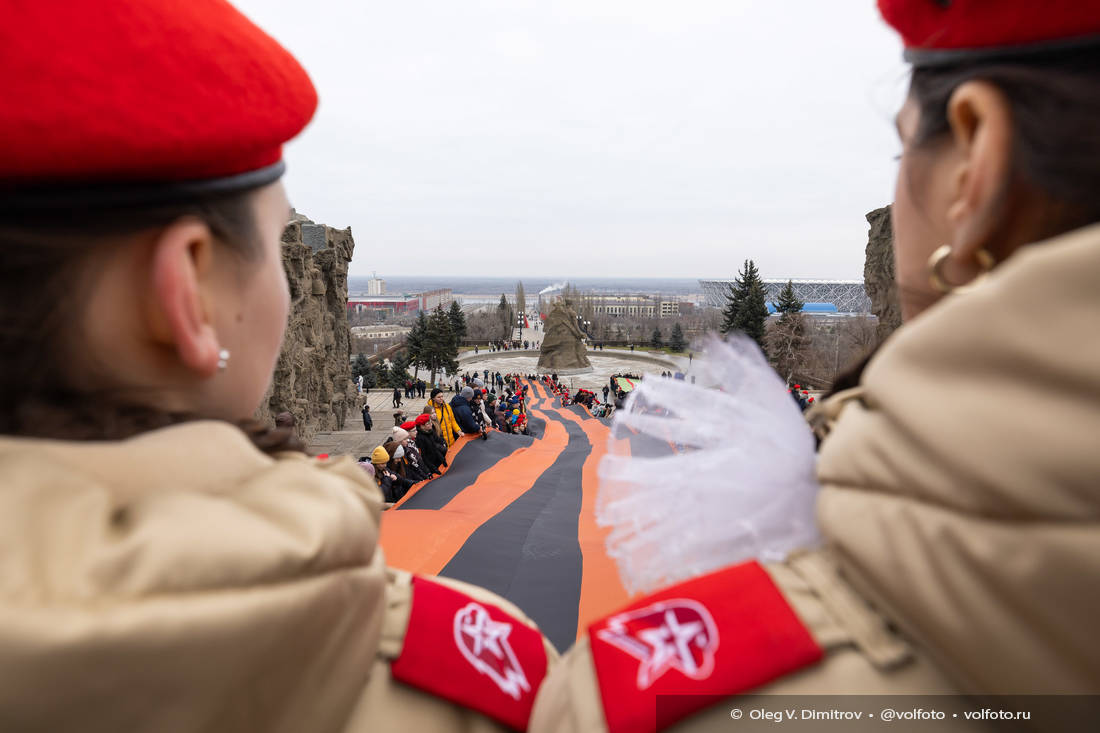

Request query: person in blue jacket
[{"left": 449, "top": 386, "right": 484, "bottom": 436}]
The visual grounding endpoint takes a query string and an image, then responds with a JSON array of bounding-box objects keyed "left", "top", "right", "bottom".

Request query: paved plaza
[{"left": 309, "top": 387, "right": 425, "bottom": 457}]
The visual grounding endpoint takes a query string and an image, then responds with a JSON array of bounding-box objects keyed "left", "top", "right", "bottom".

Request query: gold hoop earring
[{"left": 927, "top": 245, "right": 996, "bottom": 295}]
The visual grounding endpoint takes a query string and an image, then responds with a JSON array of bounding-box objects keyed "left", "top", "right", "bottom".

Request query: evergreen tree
[
  {"left": 651, "top": 326, "right": 663, "bottom": 348},
  {"left": 388, "top": 353, "right": 411, "bottom": 388},
  {"left": 405, "top": 310, "right": 429, "bottom": 377},
  {"left": 721, "top": 259, "right": 769, "bottom": 356},
  {"left": 774, "top": 280, "right": 803, "bottom": 318},
  {"left": 352, "top": 353, "right": 371, "bottom": 385},
  {"left": 425, "top": 305, "right": 459, "bottom": 383},
  {"left": 720, "top": 282, "right": 741, "bottom": 334},
  {"left": 734, "top": 279, "right": 770, "bottom": 354},
  {"left": 372, "top": 360, "right": 389, "bottom": 391},
  {"left": 669, "top": 322, "right": 686, "bottom": 352},
  {"left": 447, "top": 300, "right": 467, "bottom": 344}
]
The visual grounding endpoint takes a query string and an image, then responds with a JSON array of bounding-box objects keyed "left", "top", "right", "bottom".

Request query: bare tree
[
  {"left": 787, "top": 315, "right": 882, "bottom": 389},
  {"left": 838, "top": 315, "right": 879, "bottom": 361},
  {"left": 495, "top": 294, "right": 514, "bottom": 341},
  {"left": 766, "top": 312, "right": 810, "bottom": 385},
  {"left": 465, "top": 311, "right": 499, "bottom": 342}
]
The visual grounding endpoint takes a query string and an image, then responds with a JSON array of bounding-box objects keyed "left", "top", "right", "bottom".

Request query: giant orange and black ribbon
[{"left": 380, "top": 379, "right": 635, "bottom": 651}]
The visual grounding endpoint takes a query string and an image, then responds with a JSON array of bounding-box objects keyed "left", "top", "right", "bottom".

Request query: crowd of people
[
  {"left": 365, "top": 366, "right": 651, "bottom": 503},
  {"left": 388, "top": 378, "right": 428, "bottom": 407},
  {"left": 364, "top": 364, "right": 704, "bottom": 499},
  {"left": 455, "top": 368, "right": 520, "bottom": 394},
  {"left": 788, "top": 383, "right": 815, "bottom": 412},
  {"left": 355, "top": 412, "right": 445, "bottom": 503},
  {"left": 537, "top": 375, "right": 613, "bottom": 418},
  {"left": 456, "top": 371, "right": 533, "bottom": 435},
  {"left": 359, "top": 374, "right": 538, "bottom": 502},
  {"left": 476, "top": 338, "right": 539, "bottom": 352}
]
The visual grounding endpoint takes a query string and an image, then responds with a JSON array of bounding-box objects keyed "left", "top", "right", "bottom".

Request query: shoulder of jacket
[
  {"left": 385, "top": 571, "right": 551, "bottom": 731},
  {"left": 806, "top": 386, "right": 865, "bottom": 443},
  {"left": 584, "top": 560, "right": 823, "bottom": 733}
]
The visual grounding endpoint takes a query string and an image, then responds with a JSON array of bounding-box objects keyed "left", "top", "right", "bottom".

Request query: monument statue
[{"left": 538, "top": 301, "right": 592, "bottom": 373}]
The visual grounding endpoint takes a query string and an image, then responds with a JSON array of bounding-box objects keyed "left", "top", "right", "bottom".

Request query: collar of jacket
[{"left": 815, "top": 222, "right": 1100, "bottom": 693}]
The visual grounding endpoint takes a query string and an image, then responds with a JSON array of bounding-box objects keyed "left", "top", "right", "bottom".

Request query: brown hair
[
  {"left": 908, "top": 47, "right": 1100, "bottom": 236},
  {"left": 0, "top": 191, "right": 304, "bottom": 454},
  {"left": 382, "top": 439, "right": 405, "bottom": 478}
]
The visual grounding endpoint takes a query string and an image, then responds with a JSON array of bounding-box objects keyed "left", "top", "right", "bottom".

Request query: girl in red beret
[
  {"left": 415, "top": 412, "right": 449, "bottom": 476},
  {"left": 532, "top": 2, "right": 1100, "bottom": 729}
]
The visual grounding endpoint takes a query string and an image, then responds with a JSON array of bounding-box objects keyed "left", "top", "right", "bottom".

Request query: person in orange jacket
[{"left": 427, "top": 387, "right": 462, "bottom": 448}]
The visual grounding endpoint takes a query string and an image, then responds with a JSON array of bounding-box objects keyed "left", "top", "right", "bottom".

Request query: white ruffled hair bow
[{"left": 597, "top": 334, "right": 822, "bottom": 595}]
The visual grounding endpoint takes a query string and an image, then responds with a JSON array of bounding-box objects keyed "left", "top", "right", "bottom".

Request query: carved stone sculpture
[{"left": 538, "top": 301, "right": 592, "bottom": 373}]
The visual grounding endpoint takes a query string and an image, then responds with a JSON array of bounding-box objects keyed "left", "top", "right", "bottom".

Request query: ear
[
  {"left": 943, "top": 80, "right": 1014, "bottom": 261},
  {"left": 147, "top": 219, "right": 222, "bottom": 377}
]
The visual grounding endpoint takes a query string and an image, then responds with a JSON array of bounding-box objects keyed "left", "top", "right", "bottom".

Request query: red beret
[
  {"left": 414, "top": 414, "right": 432, "bottom": 426},
  {"left": 3, "top": 0, "right": 316, "bottom": 188},
  {"left": 400, "top": 421, "right": 416, "bottom": 431},
  {"left": 879, "top": 0, "right": 1100, "bottom": 67}
]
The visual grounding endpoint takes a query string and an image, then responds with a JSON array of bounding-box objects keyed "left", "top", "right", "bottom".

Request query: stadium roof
[{"left": 700, "top": 278, "right": 871, "bottom": 314}]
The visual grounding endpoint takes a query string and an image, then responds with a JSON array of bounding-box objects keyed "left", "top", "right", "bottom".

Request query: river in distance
[{"left": 349, "top": 276, "right": 704, "bottom": 301}]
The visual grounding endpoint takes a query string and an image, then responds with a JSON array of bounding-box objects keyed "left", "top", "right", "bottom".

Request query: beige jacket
[
  {"left": 530, "top": 224, "right": 1100, "bottom": 731},
  {"left": 0, "top": 422, "right": 554, "bottom": 732}
]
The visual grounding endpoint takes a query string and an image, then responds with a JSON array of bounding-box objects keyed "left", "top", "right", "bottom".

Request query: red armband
[
  {"left": 391, "top": 576, "right": 548, "bottom": 731},
  {"left": 588, "top": 560, "right": 823, "bottom": 733}
]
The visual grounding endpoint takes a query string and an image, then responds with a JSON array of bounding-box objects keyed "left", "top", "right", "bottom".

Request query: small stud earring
[{"left": 217, "top": 349, "right": 230, "bottom": 371}]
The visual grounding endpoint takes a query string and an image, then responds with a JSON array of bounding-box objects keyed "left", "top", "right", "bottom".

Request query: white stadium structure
[{"left": 699, "top": 279, "right": 871, "bottom": 315}]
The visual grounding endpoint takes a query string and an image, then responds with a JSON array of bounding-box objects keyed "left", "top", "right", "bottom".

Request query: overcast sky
[{"left": 233, "top": 0, "right": 908, "bottom": 280}]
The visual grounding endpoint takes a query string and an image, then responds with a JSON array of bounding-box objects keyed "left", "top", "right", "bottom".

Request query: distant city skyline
[
  {"left": 348, "top": 274, "right": 858, "bottom": 291},
  {"left": 348, "top": 274, "right": 704, "bottom": 297},
  {"left": 345, "top": 274, "right": 873, "bottom": 314},
  {"left": 236, "top": 0, "right": 906, "bottom": 280}
]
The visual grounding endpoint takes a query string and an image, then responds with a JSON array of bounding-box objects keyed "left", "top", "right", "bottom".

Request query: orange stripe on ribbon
[{"left": 380, "top": 406, "right": 569, "bottom": 575}]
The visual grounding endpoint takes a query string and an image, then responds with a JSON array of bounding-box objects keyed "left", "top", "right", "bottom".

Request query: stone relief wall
[
  {"left": 254, "top": 212, "right": 355, "bottom": 443},
  {"left": 864, "top": 205, "right": 902, "bottom": 342}
]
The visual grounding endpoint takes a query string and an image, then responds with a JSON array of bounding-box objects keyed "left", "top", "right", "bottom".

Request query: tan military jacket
[
  {"left": 530, "top": 224, "right": 1100, "bottom": 731},
  {"left": 0, "top": 423, "right": 555, "bottom": 732}
]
